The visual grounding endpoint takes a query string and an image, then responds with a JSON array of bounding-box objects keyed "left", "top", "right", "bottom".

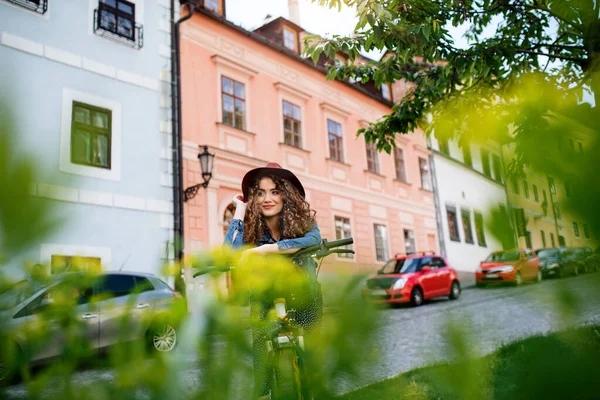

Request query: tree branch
[{"left": 516, "top": 49, "right": 587, "bottom": 63}]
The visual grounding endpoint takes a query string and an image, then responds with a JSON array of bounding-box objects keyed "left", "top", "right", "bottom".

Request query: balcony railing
[
  {"left": 6, "top": 0, "right": 48, "bottom": 14},
  {"left": 93, "top": 6, "right": 143, "bottom": 49}
]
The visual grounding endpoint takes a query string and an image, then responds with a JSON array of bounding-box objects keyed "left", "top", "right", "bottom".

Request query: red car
[
  {"left": 476, "top": 249, "right": 542, "bottom": 287},
  {"left": 363, "top": 254, "right": 461, "bottom": 306}
]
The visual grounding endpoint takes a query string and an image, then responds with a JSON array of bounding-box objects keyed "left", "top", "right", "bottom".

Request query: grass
[{"left": 340, "top": 325, "right": 600, "bottom": 400}]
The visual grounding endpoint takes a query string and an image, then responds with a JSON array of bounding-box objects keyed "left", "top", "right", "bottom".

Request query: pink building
[{"left": 180, "top": 3, "right": 438, "bottom": 275}]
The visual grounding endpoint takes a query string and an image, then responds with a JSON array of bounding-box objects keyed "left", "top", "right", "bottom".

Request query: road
[{"left": 5, "top": 273, "right": 600, "bottom": 398}]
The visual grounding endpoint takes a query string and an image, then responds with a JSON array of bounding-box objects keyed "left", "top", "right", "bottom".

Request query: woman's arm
[
  {"left": 246, "top": 223, "right": 321, "bottom": 254},
  {"left": 223, "top": 194, "right": 247, "bottom": 248}
]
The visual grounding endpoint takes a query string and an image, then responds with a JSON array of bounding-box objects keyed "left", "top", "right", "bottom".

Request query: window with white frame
[
  {"left": 60, "top": 89, "right": 121, "bottom": 181},
  {"left": 283, "top": 100, "right": 302, "bottom": 148},
  {"left": 381, "top": 83, "right": 392, "bottom": 101},
  {"left": 461, "top": 209, "right": 474, "bottom": 244},
  {"left": 334, "top": 216, "right": 353, "bottom": 258},
  {"left": 419, "top": 157, "right": 432, "bottom": 191},
  {"left": 394, "top": 147, "right": 407, "bottom": 182},
  {"left": 222, "top": 76, "right": 246, "bottom": 130},
  {"left": 447, "top": 206, "right": 460, "bottom": 242},
  {"left": 71, "top": 102, "right": 112, "bottom": 169},
  {"left": 404, "top": 229, "right": 416, "bottom": 254},
  {"left": 374, "top": 224, "right": 389, "bottom": 262},
  {"left": 328, "top": 119, "right": 344, "bottom": 162},
  {"left": 365, "top": 141, "right": 379, "bottom": 174}
]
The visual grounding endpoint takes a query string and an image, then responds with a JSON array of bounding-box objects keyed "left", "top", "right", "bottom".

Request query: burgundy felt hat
[{"left": 241, "top": 162, "right": 305, "bottom": 200}]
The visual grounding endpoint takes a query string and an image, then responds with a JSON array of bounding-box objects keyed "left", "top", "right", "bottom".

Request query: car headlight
[
  {"left": 392, "top": 278, "right": 407, "bottom": 290},
  {"left": 497, "top": 266, "right": 514, "bottom": 273}
]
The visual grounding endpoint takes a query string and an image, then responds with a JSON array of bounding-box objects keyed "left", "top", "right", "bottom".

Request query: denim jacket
[{"left": 223, "top": 219, "right": 321, "bottom": 251}]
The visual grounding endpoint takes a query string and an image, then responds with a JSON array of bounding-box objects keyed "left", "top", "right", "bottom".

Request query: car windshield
[
  {"left": 485, "top": 250, "right": 521, "bottom": 262},
  {"left": 537, "top": 249, "right": 558, "bottom": 258},
  {"left": 380, "top": 258, "right": 421, "bottom": 274},
  {"left": 0, "top": 280, "right": 46, "bottom": 311}
]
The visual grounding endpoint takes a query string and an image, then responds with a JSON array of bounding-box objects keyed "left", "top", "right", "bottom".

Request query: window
[
  {"left": 462, "top": 144, "right": 472, "bottom": 168},
  {"left": 95, "top": 0, "right": 142, "bottom": 48},
  {"left": 481, "top": 149, "right": 491, "bottom": 177},
  {"left": 335, "top": 216, "right": 353, "bottom": 258},
  {"left": 564, "top": 182, "right": 572, "bottom": 198},
  {"left": 223, "top": 203, "right": 236, "bottom": 235},
  {"left": 525, "top": 232, "right": 532, "bottom": 249},
  {"left": 569, "top": 138, "right": 575, "bottom": 152},
  {"left": 550, "top": 232, "right": 556, "bottom": 247},
  {"left": 553, "top": 202, "right": 561, "bottom": 219},
  {"left": 511, "top": 175, "right": 520, "bottom": 195},
  {"left": 446, "top": 206, "right": 460, "bottom": 242},
  {"left": 492, "top": 155, "right": 503, "bottom": 183},
  {"left": 51, "top": 255, "right": 102, "bottom": 275},
  {"left": 5, "top": 0, "right": 48, "bottom": 14},
  {"left": 283, "top": 26, "right": 298, "bottom": 52},
  {"left": 523, "top": 179, "right": 529, "bottom": 198},
  {"left": 96, "top": 274, "right": 136, "bottom": 298},
  {"left": 404, "top": 229, "right": 416, "bottom": 254},
  {"left": 328, "top": 119, "right": 344, "bottom": 162},
  {"left": 71, "top": 102, "right": 112, "bottom": 169},
  {"left": 394, "top": 148, "right": 407, "bottom": 182},
  {"left": 584, "top": 224, "right": 591, "bottom": 239},
  {"left": 283, "top": 101, "right": 302, "bottom": 148},
  {"left": 222, "top": 76, "right": 246, "bottom": 130},
  {"left": 573, "top": 222, "right": 580, "bottom": 237},
  {"left": 205, "top": 0, "right": 223, "bottom": 14},
  {"left": 542, "top": 190, "right": 548, "bottom": 205},
  {"left": 419, "top": 158, "right": 432, "bottom": 191},
  {"left": 438, "top": 137, "right": 449, "bottom": 155},
  {"left": 381, "top": 83, "right": 392, "bottom": 101},
  {"left": 474, "top": 211, "right": 486, "bottom": 247},
  {"left": 461, "top": 209, "right": 474, "bottom": 244},
  {"left": 533, "top": 184, "right": 539, "bottom": 202},
  {"left": 578, "top": 141, "right": 583, "bottom": 152},
  {"left": 366, "top": 142, "right": 380, "bottom": 173},
  {"left": 540, "top": 230, "right": 546, "bottom": 248},
  {"left": 548, "top": 176, "right": 556, "bottom": 194},
  {"left": 374, "top": 224, "right": 389, "bottom": 262}
]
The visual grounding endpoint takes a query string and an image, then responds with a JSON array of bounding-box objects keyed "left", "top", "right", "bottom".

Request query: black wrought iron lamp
[{"left": 184, "top": 145, "right": 215, "bottom": 201}]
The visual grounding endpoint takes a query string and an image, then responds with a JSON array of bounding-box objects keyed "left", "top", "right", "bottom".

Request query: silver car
[{"left": 0, "top": 271, "right": 183, "bottom": 383}]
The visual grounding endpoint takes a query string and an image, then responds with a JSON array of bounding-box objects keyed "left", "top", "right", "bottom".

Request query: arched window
[{"left": 223, "top": 203, "right": 236, "bottom": 235}]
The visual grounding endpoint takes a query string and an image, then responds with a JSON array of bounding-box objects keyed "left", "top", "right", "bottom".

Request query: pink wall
[{"left": 180, "top": 13, "right": 438, "bottom": 273}]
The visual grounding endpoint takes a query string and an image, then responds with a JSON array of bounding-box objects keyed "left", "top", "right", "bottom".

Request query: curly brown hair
[{"left": 243, "top": 175, "right": 316, "bottom": 245}]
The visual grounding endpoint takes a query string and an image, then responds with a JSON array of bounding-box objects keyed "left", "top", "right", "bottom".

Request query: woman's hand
[{"left": 232, "top": 194, "right": 247, "bottom": 220}]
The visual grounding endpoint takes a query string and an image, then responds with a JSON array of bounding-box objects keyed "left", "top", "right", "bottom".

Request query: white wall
[{"left": 432, "top": 140, "right": 509, "bottom": 272}]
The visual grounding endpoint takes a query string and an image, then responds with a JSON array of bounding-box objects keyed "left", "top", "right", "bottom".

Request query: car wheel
[
  {"left": 557, "top": 267, "right": 564, "bottom": 279},
  {"left": 573, "top": 264, "right": 579, "bottom": 276},
  {"left": 449, "top": 281, "right": 461, "bottom": 300},
  {"left": 514, "top": 271, "right": 522, "bottom": 286},
  {"left": 535, "top": 269, "right": 542, "bottom": 283},
  {"left": 149, "top": 324, "right": 177, "bottom": 353},
  {"left": 410, "top": 287, "right": 424, "bottom": 307}
]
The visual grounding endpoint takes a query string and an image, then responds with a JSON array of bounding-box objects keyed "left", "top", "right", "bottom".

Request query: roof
[{"left": 190, "top": 7, "right": 393, "bottom": 106}]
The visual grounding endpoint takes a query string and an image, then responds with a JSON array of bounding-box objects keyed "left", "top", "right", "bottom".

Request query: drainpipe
[
  {"left": 427, "top": 137, "right": 446, "bottom": 257},
  {"left": 171, "top": 0, "right": 195, "bottom": 295}
]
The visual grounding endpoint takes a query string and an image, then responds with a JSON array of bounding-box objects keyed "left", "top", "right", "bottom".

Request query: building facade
[
  {"left": 430, "top": 136, "right": 510, "bottom": 272},
  {"left": 0, "top": 0, "right": 175, "bottom": 279},
  {"left": 179, "top": 4, "right": 439, "bottom": 281}
]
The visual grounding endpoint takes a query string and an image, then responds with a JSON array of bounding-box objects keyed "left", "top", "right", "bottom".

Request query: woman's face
[{"left": 255, "top": 177, "right": 283, "bottom": 218}]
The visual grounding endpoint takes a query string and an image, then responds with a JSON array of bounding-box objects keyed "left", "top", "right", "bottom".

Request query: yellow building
[{"left": 503, "top": 143, "right": 598, "bottom": 250}]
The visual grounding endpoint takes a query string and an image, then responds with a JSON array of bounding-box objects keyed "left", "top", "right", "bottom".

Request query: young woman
[{"left": 223, "top": 162, "right": 322, "bottom": 398}]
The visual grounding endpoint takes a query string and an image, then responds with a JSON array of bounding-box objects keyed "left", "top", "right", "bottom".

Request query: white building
[
  {"left": 0, "top": 0, "right": 176, "bottom": 280},
  {"left": 430, "top": 136, "right": 510, "bottom": 272}
]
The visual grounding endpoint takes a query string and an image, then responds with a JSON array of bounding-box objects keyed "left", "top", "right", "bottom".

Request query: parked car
[
  {"left": 535, "top": 248, "right": 581, "bottom": 278},
  {"left": 363, "top": 253, "right": 461, "bottom": 307},
  {"left": 476, "top": 249, "right": 541, "bottom": 287},
  {"left": 0, "top": 271, "right": 184, "bottom": 383},
  {"left": 573, "top": 247, "right": 597, "bottom": 273}
]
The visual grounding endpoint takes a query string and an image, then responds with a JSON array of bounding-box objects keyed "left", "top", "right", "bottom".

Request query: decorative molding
[
  {"left": 38, "top": 183, "right": 79, "bottom": 203},
  {"left": 273, "top": 82, "right": 312, "bottom": 102},
  {"left": 211, "top": 54, "right": 258, "bottom": 78},
  {"left": 44, "top": 46, "right": 81, "bottom": 68},
  {"left": 1, "top": 31, "right": 159, "bottom": 91},
  {"left": 114, "top": 194, "right": 146, "bottom": 211},
  {"left": 320, "top": 101, "right": 351, "bottom": 119},
  {"left": 79, "top": 189, "right": 114, "bottom": 207},
  {"left": 1, "top": 32, "right": 43, "bottom": 56}
]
